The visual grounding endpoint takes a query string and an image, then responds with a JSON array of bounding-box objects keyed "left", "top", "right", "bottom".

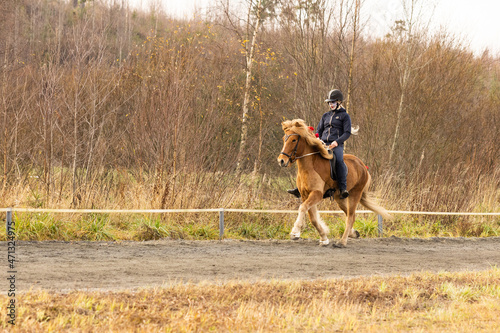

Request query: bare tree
[
  {"left": 38, "top": 65, "right": 63, "bottom": 203},
  {"left": 388, "top": 0, "right": 431, "bottom": 165},
  {"left": 278, "top": 0, "right": 334, "bottom": 121},
  {"left": 344, "top": 0, "right": 361, "bottom": 112},
  {"left": 233, "top": 0, "right": 264, "bottom": 172}
]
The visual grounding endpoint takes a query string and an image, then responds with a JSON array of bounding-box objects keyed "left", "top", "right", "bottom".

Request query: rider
[{"left": 287, "top": 89, "right": 351, "bottom": 199}]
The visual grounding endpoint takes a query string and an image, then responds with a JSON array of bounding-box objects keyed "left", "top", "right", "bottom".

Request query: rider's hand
[{"left": 329, "top": 142, "right": 338, "bottom": 149}]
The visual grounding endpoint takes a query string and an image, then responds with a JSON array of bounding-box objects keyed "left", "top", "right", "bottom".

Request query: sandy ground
[{"left": 6, "top": 237, "right": 500, "bottom": 292}]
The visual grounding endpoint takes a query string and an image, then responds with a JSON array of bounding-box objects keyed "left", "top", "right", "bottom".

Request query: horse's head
[
  {"left": 277, "top": 130, "right": 303, "bottom": 167},
  {"left": 278, "top": 119, "right": 333, "bottom": 167}
]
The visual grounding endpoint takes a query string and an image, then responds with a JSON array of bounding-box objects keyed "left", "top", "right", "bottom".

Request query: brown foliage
[{"left": 0, "top": 0, "right": 498, "bottom": 212}]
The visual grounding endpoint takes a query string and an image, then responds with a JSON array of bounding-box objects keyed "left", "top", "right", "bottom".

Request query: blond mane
[{"left": 281, "top": 119, "right": 332, "bottom": 160}]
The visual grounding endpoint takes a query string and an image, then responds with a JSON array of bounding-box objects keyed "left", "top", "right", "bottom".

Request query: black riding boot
[
  {"left": 287, "top": 188, "right": 301, "bottom": 198},
  {"left": 339, "top": 189, "right": 349, "bottom": 199}
]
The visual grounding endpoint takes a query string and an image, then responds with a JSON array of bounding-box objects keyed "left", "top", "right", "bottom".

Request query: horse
[{"left": 277, "top": 119, "right": 392, "bottom": 247}]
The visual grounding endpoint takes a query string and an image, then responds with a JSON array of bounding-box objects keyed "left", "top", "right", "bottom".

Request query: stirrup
[{"left": 339, "top": 189, "right": 349, "bottom": 199}]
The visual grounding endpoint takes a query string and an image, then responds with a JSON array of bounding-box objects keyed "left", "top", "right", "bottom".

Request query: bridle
[{"left": 279, "top": 133, "right": 319, "bottom": 163}]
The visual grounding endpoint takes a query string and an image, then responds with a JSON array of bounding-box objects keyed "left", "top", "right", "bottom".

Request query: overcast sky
[{"left": 130, "top": 0, "right": 500, "bottom": 56}]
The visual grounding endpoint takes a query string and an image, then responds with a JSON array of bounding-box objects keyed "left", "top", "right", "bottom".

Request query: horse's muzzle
[{"left": 278, "top": 157, "right": 289, "bottom": 167}]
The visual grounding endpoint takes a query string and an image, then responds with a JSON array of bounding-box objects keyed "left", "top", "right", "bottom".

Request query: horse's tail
[
  {"left": 351, "top": 125, "right": 360, "bottom": 135},
  {"left": 360, "top": 174, "right": 393, "bottom": 220}
]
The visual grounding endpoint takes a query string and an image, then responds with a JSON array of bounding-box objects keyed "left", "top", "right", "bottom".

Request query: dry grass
[
  {"left": 0, "top": 167, "right": 498, "bottom": 242},
  {"left": 2, "top": 269, "right": 499, "bottom": 332},
  {"left": 374, "top": 167, "right": 500, "bottom": 214}
]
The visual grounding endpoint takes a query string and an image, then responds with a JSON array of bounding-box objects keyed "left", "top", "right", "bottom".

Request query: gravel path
[{"left": 6, "top": 237, "right": 500, "bottom": 292}]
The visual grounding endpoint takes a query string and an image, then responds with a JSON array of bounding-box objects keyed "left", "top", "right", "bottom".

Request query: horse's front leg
[
  {"left": 290, "top": 190, "right": 323, "bottom": 241},
  {"left": 290, "top": 208, "right": 306, "bottom": 240},
  {"left": 308, "top": 205, "right": 330, "bottom": 246}
]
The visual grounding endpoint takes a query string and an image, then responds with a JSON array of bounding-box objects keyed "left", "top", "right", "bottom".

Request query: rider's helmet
[{"left": 325, "top": 89, "right": 343, "bottom": 103}]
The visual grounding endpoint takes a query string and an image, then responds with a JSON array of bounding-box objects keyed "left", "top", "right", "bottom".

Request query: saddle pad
[{"left": 329, "top": 151, "right": 348, "bottom": 181}]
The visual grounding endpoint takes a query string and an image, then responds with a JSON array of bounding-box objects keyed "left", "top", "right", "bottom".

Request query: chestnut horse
[{"left": 277, "top": 119, "right": 391, "bottom": 247}]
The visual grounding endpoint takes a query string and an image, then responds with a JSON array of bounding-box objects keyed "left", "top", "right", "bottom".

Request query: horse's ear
[{"left": 293, "top": 120, "right": 303, "bottom": 128}]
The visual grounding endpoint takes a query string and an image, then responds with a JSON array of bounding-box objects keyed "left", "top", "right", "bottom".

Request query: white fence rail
[{"left": 2, "top": 208, "right": 499, "bottom": 239}]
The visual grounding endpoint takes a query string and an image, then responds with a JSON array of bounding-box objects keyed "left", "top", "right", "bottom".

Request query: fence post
[
  {"left": 6, "top": 208, "right": 13, "bottom": 234},
  {"left": 377, "top": 214, "right": 383, "bottom": 237},
  {"left": 219, "top": 209, "right": 225, "bottom": 240}
]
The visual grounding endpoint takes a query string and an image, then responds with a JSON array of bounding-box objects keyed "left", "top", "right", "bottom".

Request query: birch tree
[{"left": 235, "top": 0, "right": 264, "bottom": 172}]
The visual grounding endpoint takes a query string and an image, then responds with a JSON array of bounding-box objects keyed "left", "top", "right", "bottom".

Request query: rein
[
  {"left": 279, "top": 133, "right": 320, "bottom": 163},
  {"left": 295, "top": 151, "right": 320, "bottom": 159}
]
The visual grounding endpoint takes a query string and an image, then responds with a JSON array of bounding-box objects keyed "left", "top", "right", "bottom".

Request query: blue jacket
[{"left": 317, "top": 107, "right": 351, "bottom": 145}]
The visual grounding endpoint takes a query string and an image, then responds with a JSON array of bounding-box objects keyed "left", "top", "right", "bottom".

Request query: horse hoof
[
  {"left": 332, "top": 242, "right": 346, "bottom": 248},
  {"left": 353, "top": 230, "right": 360, "bottom": 238},
  {"left": 319, "top": 239, "right": 330, "bottom": 246},
  {"left": 290, "top": 233, "right": 301, "bottom": 240}
]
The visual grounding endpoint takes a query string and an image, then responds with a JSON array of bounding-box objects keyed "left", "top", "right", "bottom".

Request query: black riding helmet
[{"left": 325, "top": 89, "right": 343, "bottom": 103}]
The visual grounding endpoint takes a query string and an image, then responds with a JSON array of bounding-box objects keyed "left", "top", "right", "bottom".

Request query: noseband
[{"left": 280, "top": 133, "right": 320, "bottom": 163}]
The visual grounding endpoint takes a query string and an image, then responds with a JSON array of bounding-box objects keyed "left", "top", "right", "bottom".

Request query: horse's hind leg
[
  {"left": 308, "top": 205, "right": 330, "bottom": 246},
  {"left": 337, "top": 190, "right": 362, "bottom": 247},
  {"left": 336, "top": 199, "right": 357, "bottom": 238}
]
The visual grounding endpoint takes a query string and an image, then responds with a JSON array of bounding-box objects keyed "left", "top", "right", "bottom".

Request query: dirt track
[{"left": 8, "top": 237, "right": 500, "bottom": 292}]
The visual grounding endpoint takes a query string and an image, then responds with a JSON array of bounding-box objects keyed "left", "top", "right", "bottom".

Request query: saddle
[{"left": 324, "top": 149, "right": 348, "bottom": 199}]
